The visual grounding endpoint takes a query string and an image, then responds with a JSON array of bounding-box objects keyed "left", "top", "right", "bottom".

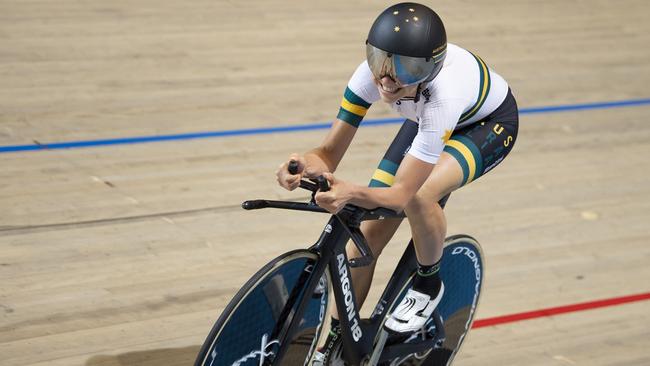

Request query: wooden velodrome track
[{"left": 1, "top": 0, "right": 649, "bottom": 365}]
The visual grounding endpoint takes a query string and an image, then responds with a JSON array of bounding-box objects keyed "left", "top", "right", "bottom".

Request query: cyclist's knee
[
  {"left": 406, "top": 190, "right": 435, "bottom": 214},
  {"left": 405, "top": 190, "right": 448, "bottom": 221},
  {"left": 409, "top": 176, "right": 455, "bottom": 212}
]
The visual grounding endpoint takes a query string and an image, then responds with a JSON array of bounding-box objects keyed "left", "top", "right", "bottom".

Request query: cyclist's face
[{"left": 374, "top": 76, "right": 418, "bottom": 104}]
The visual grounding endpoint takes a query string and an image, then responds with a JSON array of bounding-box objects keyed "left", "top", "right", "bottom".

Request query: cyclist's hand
[
  {"left": 315, "top": 172, "right": 352, "bottom": 213},
  {"left": 276, "top": 154, "right": 306, "bottom": 191}
]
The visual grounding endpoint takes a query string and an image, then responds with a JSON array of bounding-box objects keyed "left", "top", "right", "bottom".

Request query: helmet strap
[{"left": 413, "top": 83, "right": 423, "bottom": 103}]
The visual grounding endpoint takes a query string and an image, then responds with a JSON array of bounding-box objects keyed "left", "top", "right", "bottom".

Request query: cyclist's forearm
[
  {"left": 347, "top": 155, "right": 432, "bottom": 211},
  {"left": 305, "top": 147, "right": 338, "bottom": 173},
  {"left": 349, "top": 184, "right": 411, "bottom": 212},
  {"left": 304, "top": 119, "right": 357, "bottom": 174}
]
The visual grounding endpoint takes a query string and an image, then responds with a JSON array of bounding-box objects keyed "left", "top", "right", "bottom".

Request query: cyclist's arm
[
  {"left": 303, "top": 119, "right": 358, "bottom": 176},
  {"left": 280, "top": 62, "right": 375, "bottom": 188},
  {"left": 345, "top": 105, "right": 459, "bottom": 211},
  {"left": 305, "top": 61, "right": 378, "bottom": 175},
  {"left": 347, "top": 154, "right": 433, "bottom": 211},
  {"left": 317, "top": 155, "right": 433, "bottom": 213},
  {"left": 351, "top": 100, "right": 463, "bottom": 210}
]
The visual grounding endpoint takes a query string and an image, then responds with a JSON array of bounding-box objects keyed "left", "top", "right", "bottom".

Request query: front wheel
[{"left": 195, "top": 250, "right": 330, "bottom": 366}]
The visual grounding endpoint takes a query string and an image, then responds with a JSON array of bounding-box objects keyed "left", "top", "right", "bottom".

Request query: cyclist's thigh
[
  {"left": 442, "top": 89, "right": 519, "bottom": 187},
  {"left": 417, "top": 89, "right": 519, "bottom": 202}
]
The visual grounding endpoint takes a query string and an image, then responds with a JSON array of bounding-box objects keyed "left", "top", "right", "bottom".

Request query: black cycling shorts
[{"left": 368, "top": 88, "right": 519, "bottom": 207}]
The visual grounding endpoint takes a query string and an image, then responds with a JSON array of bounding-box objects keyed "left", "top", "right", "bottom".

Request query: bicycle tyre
[{"left": 195, "top": 249, "right": 330, "bottom": 366}]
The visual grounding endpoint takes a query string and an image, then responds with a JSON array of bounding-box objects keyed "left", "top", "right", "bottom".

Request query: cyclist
[{"left": 276, "top": 2, "right": 518, "bottom": 362}]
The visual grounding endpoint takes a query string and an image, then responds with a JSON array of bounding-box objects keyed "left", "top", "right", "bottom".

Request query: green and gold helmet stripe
[
  {"left": 432, "top": 44, "right": 447, "bottom": 63},
  {"left": 337, "top": 87, "right": 372, "bottom": 127},
  {"left": 459, "top": 53, "right": 491, "bottom": 123}
]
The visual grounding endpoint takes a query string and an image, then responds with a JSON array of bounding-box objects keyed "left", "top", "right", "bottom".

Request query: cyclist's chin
[{"left": 378, "top": 87, "right": 404, "bottom": 103}]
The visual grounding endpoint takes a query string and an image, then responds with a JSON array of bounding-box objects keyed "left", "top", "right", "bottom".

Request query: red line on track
[{"left": 472, "top": 292, "right": 650, "bottom": 329}]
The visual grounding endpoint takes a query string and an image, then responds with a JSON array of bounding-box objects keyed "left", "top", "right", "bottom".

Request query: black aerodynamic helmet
[{"left": 366, "top": 2, "right": 447, "bottom": 86}]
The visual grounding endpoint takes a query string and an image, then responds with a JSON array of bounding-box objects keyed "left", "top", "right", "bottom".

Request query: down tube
[{"left": 327, "top": 221, "right": 368, "bottom": 365}]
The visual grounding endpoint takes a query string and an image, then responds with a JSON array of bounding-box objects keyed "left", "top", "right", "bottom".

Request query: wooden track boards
[{"left": 1, "top": 1, "right": 649, "bottom": 365}]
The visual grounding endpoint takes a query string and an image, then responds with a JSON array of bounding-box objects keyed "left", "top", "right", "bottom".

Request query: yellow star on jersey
[{"left": 441, "top": 129, "right": 453, "bottom": 144}]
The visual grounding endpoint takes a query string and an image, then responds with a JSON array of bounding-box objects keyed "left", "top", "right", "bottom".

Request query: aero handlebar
[{"left": 241, "top": 160, "right": 405, "bottom": 267}]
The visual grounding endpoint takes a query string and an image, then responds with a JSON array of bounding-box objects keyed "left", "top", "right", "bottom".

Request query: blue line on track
[{"left": 2, "top": 97, "right": 650, "bottom": 154}]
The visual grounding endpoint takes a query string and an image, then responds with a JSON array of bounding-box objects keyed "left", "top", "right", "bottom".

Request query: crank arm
[
  {"left": 367, "top": 329, "right": 389, "bottom": 366},
  {"left": 378, "top": 336, "right": 444, "bottom": 363}
]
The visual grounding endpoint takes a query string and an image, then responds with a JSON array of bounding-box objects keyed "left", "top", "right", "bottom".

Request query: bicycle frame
[
  {"left": 244, "top": 198, "right": 429, "bottom": 365},
  {"left": 198, "top": 169, "right": 477, "bottom": 366}
]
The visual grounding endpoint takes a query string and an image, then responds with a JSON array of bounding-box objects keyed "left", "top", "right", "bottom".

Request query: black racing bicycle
[{"left": 195, "top": 168, "right": 484, "bottom": 366}]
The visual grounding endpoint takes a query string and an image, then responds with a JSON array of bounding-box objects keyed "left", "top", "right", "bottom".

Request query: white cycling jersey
[{"left": 337, "top": 43, "right": 509, "bottom": 164}]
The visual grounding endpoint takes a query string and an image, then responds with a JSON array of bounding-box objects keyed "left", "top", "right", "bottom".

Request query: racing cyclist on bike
[{"left": 276, "top": 2, "right": 519, "bottom": 363}]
